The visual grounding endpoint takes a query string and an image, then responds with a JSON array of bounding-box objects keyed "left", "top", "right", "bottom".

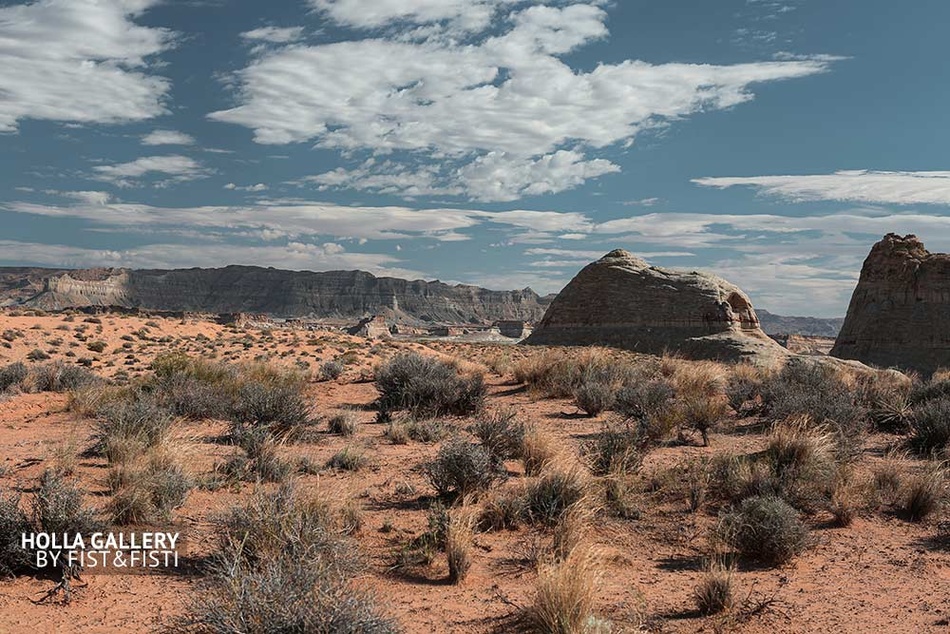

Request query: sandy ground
[{"left": 0, "top": 311, "right": 948, "bottom": 633}]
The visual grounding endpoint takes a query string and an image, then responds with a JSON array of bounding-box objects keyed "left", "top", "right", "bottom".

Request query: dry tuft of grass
[
  {"left": 446, "top": 509, "right": 476, "bottom": 584},
  {"left": 900, "top": 466, "right": 945, "bottom": 522},
  {"left": 693, "top": 561, "right": 734, "bottom": 615},
  {"left": 528, "top": 545, "right": 603, "bottom": 634},
  {"left": 522, "top": 426, "right": 558, "bottom": 477}
]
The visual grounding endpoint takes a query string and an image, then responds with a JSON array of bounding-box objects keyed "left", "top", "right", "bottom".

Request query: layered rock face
[
  {"left": 10, "top": 266, "right": 551, "bottom": 324},
  {"left": 831, "top": 234, "right": 950, "bottom": 374},
  {"left": 524, "top": 250, "right": 787, "bottom": 362}
]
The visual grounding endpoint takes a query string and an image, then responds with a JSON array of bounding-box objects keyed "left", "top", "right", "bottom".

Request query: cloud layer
[
  {"left": 694, "top": 170, "right": 950, "bottom": 206},
  {"left": 211, "top": 1, "right": 833, "bottom": 201},
  {"left": 0, "top": 0, "right": 172, "bottom": 132}
]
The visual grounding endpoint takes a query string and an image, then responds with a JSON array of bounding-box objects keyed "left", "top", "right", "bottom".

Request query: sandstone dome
[{"left": 523, "top": 249, "right": 786, "bottom": 362}]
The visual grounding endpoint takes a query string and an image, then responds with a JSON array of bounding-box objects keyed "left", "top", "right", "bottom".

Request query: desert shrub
[
  {"left": 383, "top": 421, "right": 410, "bottom": 445},
  {"left": 761, "top": 360, "right": 865, "bottom": 446},
  {"left": 404, "top": 418, "right": 449, "bottom": 443},
  {"left": 726, "top": 363, "right": 767, "bottom": 414},
  {"left": 232, "top": 428, "right": 293, "bottom": 482},
  {"left": 31, "top": 362, "right": 101, "bottom": 393},
  {"left": 614, "top": 378, "right": 678, "bottom": 444},
  {"left": 479, "top": 491, "right": 527, "bottom": 531},
  {"left": 175, "top": 485, "right": 395, "bottom": 634},
  {"left": 87, "top": 341, "right": 107, "bottom": 353},
  {"left": 108, "top": 451, "right": 192, "bottom": 525},
  {"left": 375, "top": 352, "right": 485, "bottom": 417},
  {"left": 327, "top": 411, "right": 359, "bottom": 437},
  {"left": 94, "top": 395, "right": 174, "bottom": 463},
  {"left": 680, "top": 396, "right": 730, "bottom": 446},
  {"left": 528, "top": 546, "right": 601, "bottom": 634},
  {"left": 0, "top": 492, "right": 32, "bottom": 576},
  {"left": 717, "top": 495, "right": 808, "bottom": 565},
  {"left": 230, "top": 380, "right": 314, "bottom": 439},
  {"left": 523, "top": 468, "right": 589, "bottom": 526},
  {"left": 828, "top": 474, "right": 864, "bottom": 527},
  {"left": 0, "top": 361, "right": 28, "bottom": 392},
  {"left": 572, "top": 367, "right": 616, "bottom": 417},
  {"left": 900, "top": 468, "right": 945, "bottom": 521},
  {"left": 154, "top": 373, "right": 231, "bottom": 420},
  {"left": 470, "top": 408, "right": 525, "bottom": 462},
  {"left": 869, "top": 389, "right": 914, "bottom": 434},
  {"left": 26, "top": 348, "right": 51, "bottom": 361},
  {"left": 319, "top": 358, "right": 345, "bottom": 382},
  {"left": 907, "top": 397, "right": 950, "bottom": 456},
  {"left": 693, "top": 562, "right": 734, "bottom": 615},
  {"left": 909, "top": 379, "right": 950, "bottom": 406},
  {"left": 426, "top": 439, "right": 501, "bottom": 498},
  {"left": 582, "top": 424, "right": 644, "bottom": 477}
]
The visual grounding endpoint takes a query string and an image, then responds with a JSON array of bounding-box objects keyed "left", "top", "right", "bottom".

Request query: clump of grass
[
  {"left": 446, "top": 510, "right": 475, "bottom": 584},
  {"left": 614, "top": 377, "right": 679, "bottom": 445},
  {"left": 426, "top": 439, "right": 502, "bottom": 498},
  {"left": 716, "top": 495, "right": 808, "bottom": 565},
  {"left": 521, "top": 426, "right": 558, "bottom": 477},
  {"left": 31, "top": 361, "right": 101, "bottom": 393},
  {"left": 327, "top": 411, "right": 359, "bottom": 437},
  {"left": 527, "top": 546, "right": 602, "bottom": 634},
  {"left": 726, "top": 363, "right": 768, "bottom": 414},
  {"left": 572, "top": 367, "right": 616, "bottom": 417},
  {"left": 693, "top": 561, "right": 734, "bottom": 615},
  {"left": 900, "top": 467, "right": 945, "bottom": 522},
  {"left": 93, "top": 394, "right": 174, "bottom": 463},
  {"left": 0, "top": 361, "right": 28, "bottom": 392},
  {"left": 325, "top": 446, "right": 367, "bottom": 472},
  {"left": 375, "top": 352, "right": 485, "bottom": 418},
  {"left": 318, "top": 358, "right": 345, "bottom": 381},
  {"left": 107, "top": 447, "right": 192, "bottom": 525}
]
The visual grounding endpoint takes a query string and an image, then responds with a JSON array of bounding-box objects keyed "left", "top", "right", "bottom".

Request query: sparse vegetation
[
  {"left": 717, "top": 495, "right": 808, "bottom": 565},
  {"left": 426, "top": 438, "right": 502, "bottom": 498},
  {"left": 376, "top": 352, "right": 485, "bottom": 417}
]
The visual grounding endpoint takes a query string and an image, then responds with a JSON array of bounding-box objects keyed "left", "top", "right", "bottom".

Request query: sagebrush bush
[
  {"left": 726, "top": 363, "right": 767, "bottom": 414},
  {"left": 470, "top": 408, "right": 525, "bottom": 462},
  {"left": 523, "top": 468, "right": 589, "bottom": 526},
  {"left": 614, "top": 378, "right": 678, "bottom": 444},
  {"left": 319, "top": 358, "right": 345, "bottom": 382},
  {"left": 900, "top": 468, "right": 945, "bottom": 521},
  {"left": 717, "top": 495, "right": 808, "bottom": 565},
  {"left": 0, "top": 491, "right": 32, "bottom": 576},
  {"left": 31, "top": 361, "right": 101, "bottom": 393},
  {"left": 108, "top": 450, "right": 192, "bottom": 525},
  {"left": 908, "top": 397, "right": 950, "bottom": 456},
  {"left": 909, "top": 379, "right": 950, "bottom": 406},
  {"left": 680, "top": 396, "right": 729, "bottom": 446},
  {"left": 426, "top": 439, "right": 501, "bottom": 498},
  {"left": 326, "top": 446, "right": 367, "bottom": 472},
  {"left": 582, "top": 424, "right": 644, "bottom": 477},
  {"left": 327, "top": 411, "right": 359, "bottom": 437},
  {"left": 572, "top": 368, "right": 616, "bottom": 417},
  {"left": 0, "top": 361, "right": 28, "bottom": 392},
  {"left": 376, "top": 352, "right": 485, "bottom": 417},
  {"left": 94, "top": 394, "right": 174, "bottom": 463},
  {"left": 231, "top": 380, "right": 314, "bottom": 439},
  {"left": 174, "top": 485, "right": 396, "bottom": 634},
  {"left": 232, "top": 428, "right": 293, "bottom": 482}
]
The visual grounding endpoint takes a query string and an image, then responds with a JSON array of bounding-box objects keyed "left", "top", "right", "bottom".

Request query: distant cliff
[
  {"left": 1, "top": 266, "right": 553, "bottom": 324},
  {"left": 756, "top": 310, "right": 843, "bottom": 338}
]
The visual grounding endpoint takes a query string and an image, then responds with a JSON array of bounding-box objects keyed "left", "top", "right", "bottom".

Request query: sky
[{"left": 2, "top": 0, "right": 950, "bottom": 317}]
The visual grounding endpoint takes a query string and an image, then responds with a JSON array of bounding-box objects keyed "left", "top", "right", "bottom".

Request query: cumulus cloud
[
  {"left": 210, "top": 2, "right": 833, "bottom": 202},
  {"left": 142, "top": 130, "right": 196, "bottom": 146},
  {"left": 693, "top": 170, "right": 950, "bottom": 206},
  {"left": 92, "top": 155, "right": 210, "bottom": 187},
  {"left": 0, "top": 0, "right": 173, "bottom": 132},
  {"left": 224, "top": 182, "right": 269, "bottom": 192}
]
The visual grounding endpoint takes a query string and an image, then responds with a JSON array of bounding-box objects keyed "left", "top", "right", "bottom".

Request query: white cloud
[
  {"left": 0, "top": 0, "right": 173, "bottom": 132},
  {"left": 92, "top": 155, "right": 210, "bottom": 187},
  {"left": 142, "top": 130, "right": 195, "bottom": 146},
  {"left": 241, "top": 26, "right": 305, "bottom": 43},
  {"left": 0, "top": 239, "right": 424, "bottom": 279},
  {"left": 224, "top": 182, "right": 269, "bottom": 192},
  {"left": 693, "top": 170, "right": 950, "bottom": 206},
  {"left": 211, "top": 2, "right": 833, "bottom": 202}
]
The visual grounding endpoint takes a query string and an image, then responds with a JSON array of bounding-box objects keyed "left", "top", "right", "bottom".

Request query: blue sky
[{"left": 2, "top": 0, "right": 949, "bottom": 316}]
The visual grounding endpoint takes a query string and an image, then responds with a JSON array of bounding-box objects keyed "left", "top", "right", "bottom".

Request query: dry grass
[
  {"left": 446, "top": 508, "right": 476, "bottom": 584},
  {"left": 693, "top": 560, "right": 734, "bottom": 615},
  {"left": 522, "top": 426, "right": 559, "bottom": 477},
  {"left": 528, "top": 545, "right": 603, "bottom": 634}
]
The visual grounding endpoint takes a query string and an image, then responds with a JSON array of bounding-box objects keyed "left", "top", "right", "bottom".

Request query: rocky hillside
[
  {"left": 757, "top": 310, "right": 843, "bottom": 337},
  {"left": 0, "top": 266, "right": 552, "bottom": 325}
]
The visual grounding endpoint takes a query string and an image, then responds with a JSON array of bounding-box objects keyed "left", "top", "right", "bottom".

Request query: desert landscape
[{"left": 0, "top": 237, "right": 947, "bottom": 633}]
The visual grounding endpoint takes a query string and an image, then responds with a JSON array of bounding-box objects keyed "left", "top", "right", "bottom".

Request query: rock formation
[
  {"left": 524, "top": 249, "right": 787, "bottom": 362},
  {"left": 831, "top": 233, "right": 950, "bottom": 375},
  {"left": 348, "top": 315, "right": 391, "bottom": 339},
  {"left": 2, "top": 265, "right": 552, "bottom": 325}
]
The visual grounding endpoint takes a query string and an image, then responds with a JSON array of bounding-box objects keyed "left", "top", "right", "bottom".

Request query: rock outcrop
[
  {"left": 3, "top": 265, "right": 551, "bottom": 325},
  {"left": 524, "top": 249, "right": 787, "bottom": 363},
  {"left": 831, "top": 234, "right": 950, "bottom": 375}
]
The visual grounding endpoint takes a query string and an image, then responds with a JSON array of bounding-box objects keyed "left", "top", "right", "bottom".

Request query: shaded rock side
[
  {"left": 523, "top": 249, "right": 787, "bottom": 362},
  {"left": 831, "top": 233, "right": 950, "bottom": 375}
]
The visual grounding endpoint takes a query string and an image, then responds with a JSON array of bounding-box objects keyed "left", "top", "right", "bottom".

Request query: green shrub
[
  {"left": 375, "top": 352, "right": 485, "bottom": 417},
  {"left": 717, "top": 495, "right": 808, "bottom": 565},
  {"left": 326, "top": 446, "right": 367, "bottom": 472}
]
